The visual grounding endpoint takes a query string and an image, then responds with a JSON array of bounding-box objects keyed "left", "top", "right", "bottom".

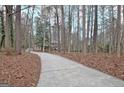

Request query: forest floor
[
  {"left": 0, "top": 53, "right": 41, "bottom": 87},
  {"left": 51, "top": 51, "right": 124, "bottom": 81}
]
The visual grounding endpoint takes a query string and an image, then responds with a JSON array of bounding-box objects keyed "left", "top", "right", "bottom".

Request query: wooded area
[
  {"left": 1, "top": 5, "right": 124, "bottom": 87},
  {"left": 0, "top": 5, "right": 124, "bottom": 57},
  {"left": 0, "top": 6, "right": 41, "bottom": 86}
]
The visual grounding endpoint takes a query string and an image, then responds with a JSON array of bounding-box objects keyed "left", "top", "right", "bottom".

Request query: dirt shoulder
[
  {"left": 0, "top": 53, "right": 41, "bottom": 87},
  {"left": 52, "top": 52, "right": 124, "bottom": 80}
]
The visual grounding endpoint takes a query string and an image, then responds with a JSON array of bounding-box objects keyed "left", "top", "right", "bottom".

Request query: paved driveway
[{"left": 32, "top": 52, "right": 124, "bottom": 87}]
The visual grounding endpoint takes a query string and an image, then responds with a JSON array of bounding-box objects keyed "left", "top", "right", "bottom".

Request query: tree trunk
[
  {"left": 86, "top": 6, "right": 91, "bottom": 53},
  {"left": 122, "top": 5, "right": 124, "bottom": 54},
  {"left": 60, "top": 5, "right": 66, "bottom": 53},
  {"left": 30, "top": 6, "right": 35, "bottom": 50},
  {"left": 5, "top": 5, "right": 13, "bottom": 51},
  {"left": 101, "top": 6, "right": 105, "bottom": 52},
  {"left": 77, "top": 6, "right": 80, "bottom": 52},
  {"left": 93, "top": 5, "right": 98, "bottom": 53},
  {"left": 90, "top": 5, "right": 94, "bottom": 53},
  {"left": 43, "top": 31, "right": 45, "bottom": 52},
  {"left": 15, "top": 5, "right": 21, "bottom": 54},
  {"left": 0, "top": 8, "right": 5, "bottom": 49},
  {"left": 24, "top": 6, "right": 30, "bottom": 49},
  {"left": 82, "top": 5, "right": 86, "bottom": 54},
  {"left": 55, "top": 6, "right": 60, "bottom": 52},
  {"left": 68, "top": 5, "right": 72, "bottom": 52},
  {"left": 116, "top": 5, "right": 121, "bottom": 57},
  {"left": 111, "top": 6, "right": 115, "bottom": 54},
  {"left": 48, "top": 17, "right": 51, "bottom": 52},
  {"left": 108, "top": 6, "right": 113, "bottom": 54},
  {"left": 10, "top": 6, "right": 14, "bottom": 47}
]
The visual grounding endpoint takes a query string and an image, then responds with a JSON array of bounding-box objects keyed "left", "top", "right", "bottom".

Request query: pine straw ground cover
[
  {"left": 0, "top": 53, "right": 41, "bottom": 87},
  {"left": 52, "top": 52, "right": 124, "bottom": 80}
]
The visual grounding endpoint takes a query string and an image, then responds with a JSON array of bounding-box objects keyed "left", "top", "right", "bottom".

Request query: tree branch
[{"left": 8, "top": 6, "right": 32, "bottom": 16}]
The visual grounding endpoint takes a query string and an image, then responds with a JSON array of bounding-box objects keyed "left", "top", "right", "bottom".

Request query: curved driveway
[{"left": 32, "top": 52, "right": 124, "bottom": 87}]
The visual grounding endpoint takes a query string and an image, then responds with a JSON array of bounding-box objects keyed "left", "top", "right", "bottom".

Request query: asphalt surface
[{"left": 32, "top": 52, "right": 124, "bottom": 87}]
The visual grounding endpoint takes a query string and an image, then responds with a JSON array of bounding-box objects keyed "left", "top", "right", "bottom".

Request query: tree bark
[
  {"left": 68, "top": 5, "right": 72, "bottom": 52},
  {"left": 55, "top": 6, "right": 60, "bottom": 52},
  {"left": 90, "top": 5, "right": 94, "bottom": 53},
  {"left": 77, "top": 6, "right": 80, "bottom": 52},
  {"left": 0, "top": 7, "right": 5, "bottom": 49},
  {"left": 86, "top": 6, "right": 91, "bottom": 53},
  {"left": 15, "top": 5, "right": 21, "bottom": 54},
  {"left": 122, "top": 5, "right": 124, "bottom": 54},
  {"left": 116, "top": 5, "right": 121, "bottom": 57},
  {"left": 82, "top": 5, "right": 86, "bottom": 54},
  {"left": 93, "top": 5, "right": 98, "bottom": 53},
  {"left": 111, "top": 6, "right": 115, "bottom": 54},
  {"left": 60, "top": 5, "right": 66, "bottom": 53},
  {"left": 5, "top": 5, "right": 13, "bottom": 51}
]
